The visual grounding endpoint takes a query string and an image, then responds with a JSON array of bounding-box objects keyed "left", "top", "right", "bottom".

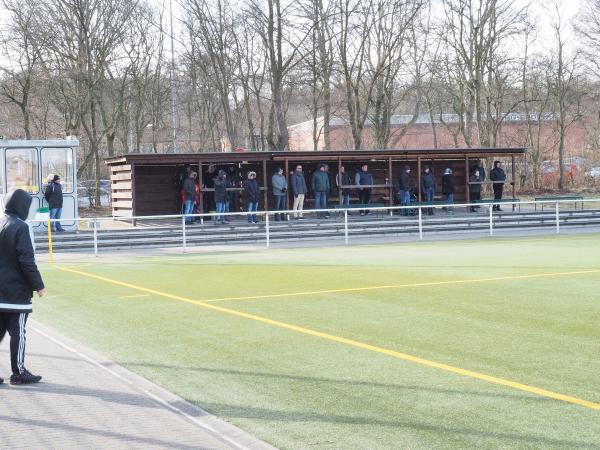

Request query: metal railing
[{"left": 26, "top": 197, "right": 600, "bottom": 257}]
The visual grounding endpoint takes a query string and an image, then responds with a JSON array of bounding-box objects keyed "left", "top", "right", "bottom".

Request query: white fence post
[
  {"left": 344, "top": 209, "right": 349, "bottom": 244},
  {"left": 182, "top": 215, "right": 187, "bottom": 252},
  {"left": 265, "top": 212, "right": 270, "bottom": 248},
  {"left": 93, "top": 218, "right": 98, "bottom": 256},
  {"left": 418, "top": 207, "right": 423, "bottom": 241},
  {"left": 489, "top": 204, "right": 493, "bottom": 236},
  {"left": 555, "top": 201, "right": 560, "bottom": 234}
]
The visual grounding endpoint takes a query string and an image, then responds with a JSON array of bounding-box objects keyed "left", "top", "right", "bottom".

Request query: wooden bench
[
  {"left": 534, "top": 196, "right": 584, "bottom": 211},
  {"left": 333, "top": 203, "right": 386, "bottom": 217},
  {"left": 474, "top": 198, "right": 521, "bottom": 211}
]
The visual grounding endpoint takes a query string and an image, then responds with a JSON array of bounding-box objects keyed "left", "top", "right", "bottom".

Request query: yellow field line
[
  {"left": 56, "top": 265, "right": 600, "bottom": 411},
  {"left": 200, "top": 268, "right": 600, "bottom": 303},
  {"left": 118, "top": 294, "right": 151, "bottom": 299}
]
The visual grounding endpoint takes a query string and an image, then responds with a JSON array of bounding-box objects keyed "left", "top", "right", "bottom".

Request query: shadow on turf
[
  {"left": 0, "top": 415, "right": 201, "bottom": 450},
  {"left": 179, "top": 401, "right": 595, "bottom": 449},
  {"left": 9, "top": 372, "right": 595, "bottom": 448},
  {"left": 123, "top": 361, "right": 555, "bottom": 403}
]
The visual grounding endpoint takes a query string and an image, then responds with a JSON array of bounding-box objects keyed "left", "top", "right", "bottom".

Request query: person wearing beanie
[
  {"left": 243, "top": 171, "right": 260, "bottom": 224},
  {"left": 421, "top": 166, "right": 436, "bottom": 215},
  {"left": 354, "top": 164, "right": 373, "bottom": 216},
  {"left": 0, "top": 189, "right": 45, "bottom": 385},
  {"left": 291, "top": 165, "right": 308, "bottom": 219},
  {"left": 312, "top": 164, "right": 331, "bottom": 219},
  {"left": 44, "top": 174, "right": 64, "bottom": 232},
  {"left": 442, "top": 168, "right": 455, "bottom": 212},
  {"left": 469, "top": 169, "right": 482, "bottom": 212},
  {"left": 397, "top": 165, "right": 413, "bottom": 216},
  {"left": 271, "top": 167, "right": 288, "bottom": 221},
  {"left": 490, "top": 160, "right": 507, "bottom": 211},
  {"left": 213, "top": 170, "right": 228, "bottom": 224}
]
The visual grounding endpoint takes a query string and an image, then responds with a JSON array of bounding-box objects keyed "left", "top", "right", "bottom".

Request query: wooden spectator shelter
[{"left": 105, "top": 147, "right": 526, "bottom": 217}]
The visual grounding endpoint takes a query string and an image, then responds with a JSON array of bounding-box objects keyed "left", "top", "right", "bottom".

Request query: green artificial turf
[{"left": 34, "top": 234, "right": 600, "bottom": 449}]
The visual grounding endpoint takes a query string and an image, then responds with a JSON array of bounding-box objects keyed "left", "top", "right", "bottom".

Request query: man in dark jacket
[
  {"left": 214, "top": 170, "right": 228, "bottom": 224},
  {"left": 243, "top": 171, "right": 260, "bottom": 224},
  {"left": 469, "top": 170, "right": 482, "bottom": 212},
  {"left": 312, "top": 164, "right": 330, "bottom": 219},
  {"left": 272, "top": 168, "right": 288, "bottom": 221},
  {"left": 44, "top": 174, "right": 64, "bottom": 232},
  {"left": 335, "top": 166, "right": 351, "bottom": 207},
  {"left": 441, "top": 168, "right": 455, "bottom": 212},
  {"left": 0, "top": 189, "right": 45, "bottom": 385},
  {"left": 490, "top": 160, "right": 507, "bottom": 211},
  {"left": 421, "top": 166, "right": 436, "bottom": 215},
  {"left": 397, "top": 166, "right": 412, "bottom": 215},
  {"left": 291, "top": 165, "right": 308, "bottom": 219},
  {"left": 183, "top": 172, "right": 197, "bottom": 224},
  {"left": 355, "top": 164, "right": 374, "bottom": 216}
]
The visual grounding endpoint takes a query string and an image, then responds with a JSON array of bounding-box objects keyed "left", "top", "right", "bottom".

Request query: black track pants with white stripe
[{"left": 0, "top": 312, "right": 29, "bottom": 375}]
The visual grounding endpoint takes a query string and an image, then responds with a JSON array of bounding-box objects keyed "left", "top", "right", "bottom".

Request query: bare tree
[
  {"left": 546, "top": 2, "right": 583, "bottom": 189},
  {"left": 0, "top": 0, "right": 42, "bottom": 139},
  {"left": 35, "top": 0, "right": 143, "bottom": 205}
]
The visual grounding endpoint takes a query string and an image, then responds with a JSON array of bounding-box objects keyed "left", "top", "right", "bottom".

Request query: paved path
[{"left": 0, "top": 320, "right": 276, "bottom": 450}]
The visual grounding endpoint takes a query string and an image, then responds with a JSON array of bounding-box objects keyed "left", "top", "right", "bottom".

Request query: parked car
[
  {"left": 542, "top": 163, "right": 576, "bottom": 185},
  {"left": 585, "top": 167, "right": 600, "bottom": 180},
  {"left": 78, "top": 179, "right": 111, "bottom": 207}
]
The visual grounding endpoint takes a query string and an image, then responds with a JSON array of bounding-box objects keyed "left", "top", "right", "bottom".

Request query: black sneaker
[{"left": 10, "top": 369, "right": 42, "bottom": 385}]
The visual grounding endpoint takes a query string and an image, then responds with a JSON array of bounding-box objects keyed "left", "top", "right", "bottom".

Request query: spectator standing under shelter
[
  {"left": 469, "top": 170, "right": 482, "bottom": 212},
  {"left": 490, "top": 160, "right": 507, "bottom": 211},
  {"left": 214, "top": 170, "right": 228, "bottom": 224},
  {"left": 421, "top": 166, "right": 436, "bottom": 215},
  {"left": 291, "top": 165, "right": 308, "bottom": 219},
  {"left": 272, "top": 167, "right": 288, "bottom": 221},
  {"left": 441, "top": 168, "right": 455, "bottom": 212},
  {"left": 182, "top": 172, "right": 197, "bottom": 224},
  {"left": 0, "top": 189, "right": 45, "bottom": 385},
  {"left": 243, "top": 171, "right": 260, "bottom": 224},
  {"left": 470, "top": 160, "right": 486, "bottom": 182},
  {"left": 44, "top": 174, "right": 64, "bottom": 232},
  {"left": 397, "top": 165, "right": 412, "bottom": 215},
  {"left": 336, "top": 166, "right": 351, "bottom": 208},
  {"left": 312, "top": 164, "right": 330, "bottom": 219},
  {"left": 355, "top": 164, "right": 373, "bottom": 216}
]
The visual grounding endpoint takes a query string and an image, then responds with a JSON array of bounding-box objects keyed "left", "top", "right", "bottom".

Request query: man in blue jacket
[{"left": 0, "top": 189, "right": 45, "bottom": 385}]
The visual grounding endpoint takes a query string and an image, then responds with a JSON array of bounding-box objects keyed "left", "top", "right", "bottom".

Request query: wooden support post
[
  {"left": 284, "top": 158, "right": 289, "bottom": 211},
  {"left": 388, "top": 156, "right": 393, "bottom": 207},
  {"left": 338, "top": 156, "right": 342, "bottom": 205},
  {"left": 262, "top": 160, "right": 268, "bottom": 210},
  {"left": 198, "top": 161, "right": 204, "bottom": 214},
  {"left": 465, "top": 156, "right": 470, "bottom": 205},
  {"left": 417, "top": 156, "right": 422, "bottom": 202},
  {"left": 512, "top": 154, "right": 516, "bottom": 212}
]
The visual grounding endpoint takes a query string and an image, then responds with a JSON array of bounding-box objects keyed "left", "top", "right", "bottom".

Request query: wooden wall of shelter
[{"left": 105, "top": 148, "right": 525, "bottom": 217}]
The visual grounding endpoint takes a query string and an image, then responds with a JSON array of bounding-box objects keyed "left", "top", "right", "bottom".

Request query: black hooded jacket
[
  {"left": 0, "top": 189, "right": 45, "bottom": 312},
  {"left": 44, "top": 181, "right": 63, "bottom": 209}
]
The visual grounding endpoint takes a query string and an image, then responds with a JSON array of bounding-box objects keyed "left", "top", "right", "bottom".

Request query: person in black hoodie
[
  {"left": 213, "top": 170, "right": 228, "bottom": 224},
  {"left": 243, "top": 171, "right": 260, "bottom": 224},
  {"left": 44, "top": 174, "right": 64, "bottom": 232},
  {"left": 421, "top": 166, "right": 436, "bottom": 215},
  {"left": 469, "top": 170, "right": 482, "bottom": 212},
  {"left": 490, "top": 160, "right": 507, "bottom": 211},
  {"left": 441, "top": 168, "right": 455, "bottom": 212},
  {"left": 396, "top": 165, "right": 413, "bottom": 215},
  {"left": 0, "top": 189, "right": 45, "bottom": 385}
]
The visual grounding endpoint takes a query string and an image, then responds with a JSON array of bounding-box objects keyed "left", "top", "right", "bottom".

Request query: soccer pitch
[{"left": 36, "top": 234, "right": 600, "bottom": 449}]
